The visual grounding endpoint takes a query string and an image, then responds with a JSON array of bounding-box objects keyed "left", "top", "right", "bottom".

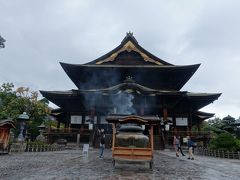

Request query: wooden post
[
  {"left": 140, "top": 105, "right": 144, "bottom": 116},
  {"left": 150, "top": 125, "right": 154, "bottom": 151},
  {"left": 173, "top": 112, "right": 177, "bottom": 136},
  {"left": 188, "top": 109, "right": 192, "bottom": 136},
  {"left": 77, "top": 134, "right": 80, "bottom": 148},
  {"left": 112, "top": 123, "right": 116, "bottom": 156},
  {"left": 163, "top": 108, "right": 168, "bottom": 121},
  {"left": 90, "top": 107, "right": 96, "bottom": 145},
  {"left": 90, "top": 107, "right": 96, "bottom": 119}
]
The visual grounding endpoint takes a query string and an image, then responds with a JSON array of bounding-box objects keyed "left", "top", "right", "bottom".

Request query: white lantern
[
  {"left": 165, "top": 124, "right": 170, "bottom": 131},
  {"left": 89, "top": 124, "right": 93, "bottom": 130}
]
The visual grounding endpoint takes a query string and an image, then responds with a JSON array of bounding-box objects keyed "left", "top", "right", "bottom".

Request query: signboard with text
[
  {"left": 70, "top": 116, "right": 82, "bottom": 124},
  {"left": 176, "top": 117, "right": 188, "bottom": 126}
]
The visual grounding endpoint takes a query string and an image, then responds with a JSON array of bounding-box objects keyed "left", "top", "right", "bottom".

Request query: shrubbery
[
  {"left": 209, "top": 133, "right": 240, "bottom": 151},
  {"left": 27, "top": 141, "right": 48, "bottom": 146}
]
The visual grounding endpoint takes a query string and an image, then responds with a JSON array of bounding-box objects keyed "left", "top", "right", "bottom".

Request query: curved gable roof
[{"left": 86, "top": 32, "right": 172, "bottom": 66}]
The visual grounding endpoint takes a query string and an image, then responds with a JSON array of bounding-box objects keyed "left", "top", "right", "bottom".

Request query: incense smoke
[{"left": 111, "top": 92, "right": 136, "bottom": 115}]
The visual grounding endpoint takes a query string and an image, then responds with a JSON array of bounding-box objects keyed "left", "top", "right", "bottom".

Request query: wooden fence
[
  {"left": 9, "top": 143, "right": 27, "bottom": 153},
  {"left": 26, "top": 144, "right": 65, "bottom": 152},
  {"left": 195, "top": 147, "right": 240, "bottom": 160},
  {"left": 9, "top": 142, "right": 65, "bottom": 153}
]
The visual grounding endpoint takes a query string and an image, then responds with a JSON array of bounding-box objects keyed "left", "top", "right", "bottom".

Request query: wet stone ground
[{"left": 0, "top": 149, "right": 240, "bottom": 180}]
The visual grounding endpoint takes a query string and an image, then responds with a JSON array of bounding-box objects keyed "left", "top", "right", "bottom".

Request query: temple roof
[
  {"left": 60, "top": 62, "right": 200, "bottom": 91},
  {"left": 0, "top": 119, "right": 15, "bottom": 129},
  {"left": 40, "top": 32, "right": 221, "bottom": 119},
  {"left": 40, "top": 80, "right": 221, "bottom": 114},
  {"left": 86, "top": 32, "right": 172, "bottom": 66},
  {"left": 60, "top": 33, "right": 201, "bottom": 91},
  {"left": 194, "top": 111, "right": 215, "bottom": 120},
  {"left": 173, "top": 92, "right": 221, "bottom": 113}
]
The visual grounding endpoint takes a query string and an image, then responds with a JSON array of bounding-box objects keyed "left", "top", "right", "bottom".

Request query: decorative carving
[
  {"left": 124, "top": 76, "right": 135, "bottom": 83},
  {"left": 96, "top": 41, "right": 163, "bottom": 65}
]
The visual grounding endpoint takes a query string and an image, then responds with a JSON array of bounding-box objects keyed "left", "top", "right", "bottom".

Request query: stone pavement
[{"left": 0, "top": 149, "right": 240, "bottom": 180}]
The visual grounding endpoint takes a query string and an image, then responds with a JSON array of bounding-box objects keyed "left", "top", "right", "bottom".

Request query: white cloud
[{"left": 0, "top": 0, "right": 239, "bottom": 118}]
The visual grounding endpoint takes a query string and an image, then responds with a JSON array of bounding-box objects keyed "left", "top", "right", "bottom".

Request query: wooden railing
[
  {"left": 26, "top": 144, "right": 65, "bottom": 152},
  {"left": 9, "top": 143, "right": 27, "bottom": 153},
  {"left": 9, "top": 142, "right": 65, "bottom": 153},
  {"left": 166, "top": 131, "right": 211, "bottom": 137},
  {"left": 195, "top": 147, "right": 240, "bottom": 160},
  {"left": 47, "top": 128, "right": 89, "bottom": 134}
]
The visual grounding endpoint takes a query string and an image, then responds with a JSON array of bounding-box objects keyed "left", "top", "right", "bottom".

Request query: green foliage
[
  {"left": 45, "top": 119, "right": 57, "bottom": 128},
  {"left": 27, "top": 141, "right": 48, "bottom": 146},
  {"left": 206, "top": 116, "right": 238, "bottom": 136},
  {"left": 236, "top": 139, "right": 240, "bottom": 151},
  {"left": 0, "top": 83, "right": 17, "bottom": 119},
  {"left": 209, "top": 133, "right": 238, "bottom": 151},
  {"left": 0, "top": 83, "right": 51, "bottom": 140}
]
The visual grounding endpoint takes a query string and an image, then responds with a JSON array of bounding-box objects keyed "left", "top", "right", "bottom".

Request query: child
[{"left": 187, "top": 136, "right": 194, "bottom": 160}]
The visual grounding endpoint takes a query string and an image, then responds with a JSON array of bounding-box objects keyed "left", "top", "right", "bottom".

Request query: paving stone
[{"left": 0, "top": 149, "right": 239, "bottom": 180}]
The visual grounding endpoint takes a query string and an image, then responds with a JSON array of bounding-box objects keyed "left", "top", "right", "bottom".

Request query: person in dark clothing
[
  {"left": 177, "top": 136, "right": 185, "bottom": 156},
  {"left": 99, "top": 129, "right": 105, "bottom": 158}
]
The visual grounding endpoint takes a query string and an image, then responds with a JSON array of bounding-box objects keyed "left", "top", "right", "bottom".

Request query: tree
[
  {"left": 0, "top": 83, "right": 17, "bottom": 119},
  {"left": 206, "top": 116, "right": 237, "bottom": 135},
  {"left": 221, "top": 115, "right": 236, "bottom": 134},
  {"left": 0, "top": 83, "right": 51, "bottom": 139},
  {"left": 0, "top": 35, "right": 5, "bottom": 48},
  {"left": 209, "top": 133, "right": 238, "bottom": 151}
]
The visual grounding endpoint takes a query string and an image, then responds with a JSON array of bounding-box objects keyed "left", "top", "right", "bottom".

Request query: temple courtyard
[{"left": 0, "top": 149, "right": 239, "bottom": 180}]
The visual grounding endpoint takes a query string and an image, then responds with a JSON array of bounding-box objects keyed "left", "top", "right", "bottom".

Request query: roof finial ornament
[
  {"left": 126, "top": 31, "right": 133, "bottom": 37},
  {"left": 124, "top": 76, "right": 135, "bottom": 83},
  {"left": 121, "top": 31, "right": 138, "bottom": 44}
]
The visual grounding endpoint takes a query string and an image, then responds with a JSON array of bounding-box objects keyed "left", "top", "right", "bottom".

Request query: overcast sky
[{"left": 1, "top": 0, "right": 240, "bottom": 119}]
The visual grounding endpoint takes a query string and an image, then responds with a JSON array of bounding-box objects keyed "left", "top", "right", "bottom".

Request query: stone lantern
[
  {"left": 36, "top": 123, "right": 46, "bottom": 142},
  {"left": 17, "top": 112, "right": 29, "bottom": 142}
]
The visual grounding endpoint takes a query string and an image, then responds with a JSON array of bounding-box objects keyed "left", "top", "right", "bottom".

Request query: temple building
[{"left": 40, "top": 32, "right": 221, "bottom": 148}]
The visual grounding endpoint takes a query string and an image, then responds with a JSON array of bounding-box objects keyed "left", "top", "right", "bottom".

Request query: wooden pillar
[
  {"left": 97, "top": 115, "right": 100, "bottom": 125},
  {"left": 90, "top": 107, "right": 96, "bottom": 145},
  {"left": 81, "top": 115, "right": 85, "bottom": 132},
  {"left": 188, "top": 111, "right": 192, "bottom": 136},
  {"left": 112, "top": 123, "right": 116, "bottom": 153},
  {"left": 90, "top": 107, "right": 96, "bottom": 119},
  {"left": 173, "top": 112, "right": 177, "bottom": 135},
  {"left": 140, "top": 105, "right": 144, "bottom": 116},
  {"left": 163, "top": 108, "right": 168, "bottom": 121},
  {"left": 66, "top": 112, "right": 70, "bottom": 128},
  {"left": 150, "top": 125, "right": 154, "bottom": 151}
]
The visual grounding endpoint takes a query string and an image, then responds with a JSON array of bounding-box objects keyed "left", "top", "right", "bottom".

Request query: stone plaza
[{"left": 0, "top": 149, "right": 239, "bottom": 180}]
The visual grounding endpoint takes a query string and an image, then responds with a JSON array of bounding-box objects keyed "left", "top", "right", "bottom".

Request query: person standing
[
  {"left": 173, "top": 135, "right": 179, "bottom": 157},
  {"left": 99, "top": 129, "right": 105, "bottom": 159},
  {"left": 177, "top": 136, "right": 185, "bottom": 156},
  {"left": 187, "top": 136, "right": 194, "bottom": 160}
]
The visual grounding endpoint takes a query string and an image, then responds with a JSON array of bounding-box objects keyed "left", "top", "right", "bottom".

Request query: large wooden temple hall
[{"left": 40, "top": 32, "right": 221, "bottom": 148}]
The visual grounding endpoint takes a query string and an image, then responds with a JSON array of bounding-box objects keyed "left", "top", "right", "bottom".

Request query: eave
[
  {"left": 60, "top": 62, "right": 200, "bottom": 91},
  {"left": 174, "top": 93, "right": 222, "bottom": 112}
]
